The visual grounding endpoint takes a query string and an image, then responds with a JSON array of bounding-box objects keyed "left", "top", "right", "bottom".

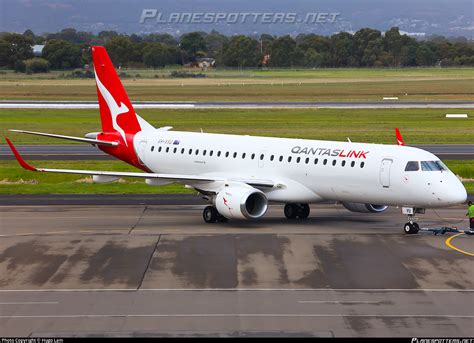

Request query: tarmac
[{"left": 0, "top": 200, "right": 473, "bottom": 337}]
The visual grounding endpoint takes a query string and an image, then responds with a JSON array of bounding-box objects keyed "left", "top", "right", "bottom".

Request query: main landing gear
[
  {"left": 284, "top": 203, "right": 310, "bottom": 219},
  {"left": 402, "top": 207, "right": 425, "bottom": 234},
  {"left": 203, "top": 206, "right": 228, "bottom": 223}
]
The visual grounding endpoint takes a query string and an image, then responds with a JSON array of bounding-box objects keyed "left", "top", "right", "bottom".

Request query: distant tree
[
  {"left": 24, "top": 58, "right": 49, "bottom": 73},
  {"left": 98, "top": 30, "right": 119, "bottom": 44},
  {"left": 2, "top": 33, "right": 33, "bottom": 67},
  {"left": 0, "top": 39, "right": 10, "bottom": 67},
  {"left": 76, "top": 31, "right": 93, "bottom": 44},
  {"left": 58, "top": 28, "right": 79, "bottom": 43},
  {"left": 143, "top": 43, "right": 171, "bottom": 68},
  {"left": 180, "top": 32, "right": 207, "bottom": 60},
  {"left": 331, "top": 32, "right": 356, "bottom": 67},
  {"left": 42, "top": 39, "right": 82, "bottom": 69},
  {"left": 221, "top": 35, "right": 260, "bottom": 67},
  {"left": 259, "top": 33, "right": 274, "bottom": 53},
  {"left": 23, "top": 29, "right": 35, "bottom": 40},
  {"left": 353, "top": 28, "right": 382, "bottom": 66},
  {"left": 205, "top": 30, "right": 228, "bottom": 58},
  {"left": 416, "top": 44, "right": 437, "bottom": 66},
  {"left": 105, "top": 36, "right": 133, "bottom": 66},
  {"left": 143, "top": 33, "right": 177, "bottom": 46},
  {"left": 269, "top": 35, "right": 299, "bottom": 67}
]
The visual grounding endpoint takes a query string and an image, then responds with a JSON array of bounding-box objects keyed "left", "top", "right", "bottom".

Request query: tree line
[{"left": 0, "top": 27, "right": 473, "bottom": 73}]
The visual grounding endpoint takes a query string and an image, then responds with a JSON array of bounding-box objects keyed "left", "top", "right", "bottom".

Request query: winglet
[
  {"left": 5, "top": 138, "right": 37, "bottom": 171},
  {"left": 395, "top": 128, "right": 405, "bottom": 146}
]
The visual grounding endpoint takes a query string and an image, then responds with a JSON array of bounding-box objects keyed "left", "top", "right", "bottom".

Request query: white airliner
[{"left": 6, "top": 46, "right": 467, "bottom": 234}]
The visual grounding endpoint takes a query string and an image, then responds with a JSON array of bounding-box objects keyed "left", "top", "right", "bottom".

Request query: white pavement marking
[
  {"left": 298, "top": 301, "right": 383, "bottom": 304},
  {"left": 0, "top": 302, "right": 58, "bottom": 305}
]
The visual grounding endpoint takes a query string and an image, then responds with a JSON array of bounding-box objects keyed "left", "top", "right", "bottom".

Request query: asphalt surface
[
  {"left": 1, "top": 144, "right": 473, "bottom": 160},
  {"left": 0, "top": 202, "right": 473, "bottom": 337},
  {"left": 1, "top": 100, "right": 473, "bottom": 109}
]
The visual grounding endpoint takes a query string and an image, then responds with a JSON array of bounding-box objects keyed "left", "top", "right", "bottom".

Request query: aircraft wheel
[
  {"left": 298, "top": 204, "right": 310, "bottom": 219},
  {"left": 217, "top": 214, "right": 229, "bottom": 223},
  {"left": 404, "top": 222, "right": 419, "bottom": 234},
  {"left": 284, "top": 204, "right": 298, "bottom": 219},
  {"left": 203, "top": 206, "right": 218, "bottom": 223}
]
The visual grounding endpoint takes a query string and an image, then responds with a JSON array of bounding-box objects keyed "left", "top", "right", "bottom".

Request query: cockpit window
[
  {"left": 421, "top": 161, "right": 447, "bottom": 171},
  {"left": 405, "top": 161, "right": 419, "bottom": 171}
]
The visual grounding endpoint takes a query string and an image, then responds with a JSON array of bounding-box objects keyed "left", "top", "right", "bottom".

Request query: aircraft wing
[
  {"left": 9, "top": 129, "right": 119, "bottom": 146},
  {"left": 6, "top": 138, "right": 274, "bottom": 188}
]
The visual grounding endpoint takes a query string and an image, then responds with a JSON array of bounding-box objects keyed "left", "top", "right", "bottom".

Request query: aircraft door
[{"left": 379, "top": 158, "right": 393, "bottom": 188}]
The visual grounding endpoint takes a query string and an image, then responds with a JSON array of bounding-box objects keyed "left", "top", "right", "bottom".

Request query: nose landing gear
[
  {"left": 402, "top": 207, "right": 425, "bottom": 234},
  {"left": 404, "top": 220, "right": 420, "bottom": 234}
]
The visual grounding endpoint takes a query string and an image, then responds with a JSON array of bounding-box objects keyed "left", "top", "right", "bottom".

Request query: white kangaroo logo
[{"left": 94, "top": 67, "right": 129, "bottom": 146}]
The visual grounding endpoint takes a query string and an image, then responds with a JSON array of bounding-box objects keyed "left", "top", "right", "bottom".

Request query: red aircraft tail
[{"left": 91, "top": 46, "right": 142, "bottom": 145}]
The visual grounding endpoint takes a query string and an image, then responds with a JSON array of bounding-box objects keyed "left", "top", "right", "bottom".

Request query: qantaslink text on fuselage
[{"left": 291, "top": 146, "right": 369, "bottom": 159}]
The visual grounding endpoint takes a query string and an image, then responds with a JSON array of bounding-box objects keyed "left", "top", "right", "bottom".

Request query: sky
[{"left": 0, "top": 0, "right": 472, "bottom": 37}]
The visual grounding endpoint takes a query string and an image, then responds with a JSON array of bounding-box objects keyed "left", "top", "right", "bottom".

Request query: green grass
[
  {"left": 0, "top": 67, "right": 472, "bottom": 102},
  {"left": 1, "top": 108, "right": 473, "bottom": 144},
  {"left": 0, "top": 160, "right": 472, "bottom": 195},
  {"left": 1, "top": 67, "right": 474, "bottom": 80},
  {"left": 0, "top": 160, "right": 192, "bottom": 194}
]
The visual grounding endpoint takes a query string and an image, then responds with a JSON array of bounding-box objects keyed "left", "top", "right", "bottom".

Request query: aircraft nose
[{"left": 444, "top": 178, "right": 467, "bottom": 205}]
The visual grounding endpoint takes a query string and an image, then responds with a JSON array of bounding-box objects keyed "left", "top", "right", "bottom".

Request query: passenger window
[
  {"left": 342, "top": 160, "right": 346, "bottom": 167},
  {"left": 158, "top": 146, "right": 162, "bottom": 153},
  {"left": 288, "top": 156, "right": 292, "bottom": 162},
  {"left": 166, "top": 147, "right": 170, "bottom": 153},
  {"left": 210, "top": 150, "right": 213, "bottom": 156},
  {"left": 270, "top": 155, "right": 274, "bottom": 161},
  {"left": 332, "top": 160, "right": 336, "bottom": 166},
  {"left": 405, "top": 161, "right": 419, "bottom": 171},
  {"left": 233, "top": 152, "right": 237, "bottom": 158},
  {"left": 305, "top": 158, "right": 309, "bottom": 164},
  {"left": 151, "top": 146, "right": 154, "bottom": 152},
  {"left": 351, "top": 161, "right": 355, "bottom": 167},
  {"left": 173, "top": 147, "right": 177, "bottom": 153},
  {"left": 260, "top": 154, "right": 264, "bottom": 160},
  {"left": 203, "top": 150, "right": 207, "bottom": 156},
  {"left": 296, "top": 157, "right": 301, "bottom": 163},
  {"left": 242, "top": 153, "right": 246, "bottom": 159},
  {"left": 189, "top": 149, "right": 192, "bottom": 155},
  {"left": 225, "top": 152, "right": 229, "bottom": 157},
  {"left": 279, "top": 156, "right": 283, "bottom": 162},
  {"left": 360, "top": 162, "right": 365, "bottom": 168},
  {"left": 251, "top": 153, "right": 255, "bottom": 160},
  {"left": 323, "top": 159, "right": 327, "bottom": 165},
  {"left": 181, "top": 148, "right": 185, "bottom": 154},
  {"left": 314, "top": 158, "right": 318, "bottom": 165},
  {"left": 195, "top": 149, "right": 199, "bottom": 155},
  {"left": 217, "top": 151, "right": 221, "bottom": 157}
]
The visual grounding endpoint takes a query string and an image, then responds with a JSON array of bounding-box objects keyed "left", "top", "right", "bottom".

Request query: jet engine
[
  {"left": 342, "top": 202, "right": 388, "bottom": 213},
  {"left": 215, "top": 186, "right": 268, "bottom": 219}
]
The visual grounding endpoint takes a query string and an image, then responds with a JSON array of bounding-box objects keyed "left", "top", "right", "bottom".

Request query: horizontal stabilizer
[{"left": 9, "top": 129, "right": 118, "bottom": 146}]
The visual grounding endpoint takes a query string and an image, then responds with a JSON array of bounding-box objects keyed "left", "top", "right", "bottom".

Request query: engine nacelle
[
  {"left": 215, "top": 186, "right": 268, "bottom": 219},
  {"left": 342, "top": 202, "right": 388, "bottom": 213},
  {"left": 93, "top": 175, "right": 119, "bottom": 183}
]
